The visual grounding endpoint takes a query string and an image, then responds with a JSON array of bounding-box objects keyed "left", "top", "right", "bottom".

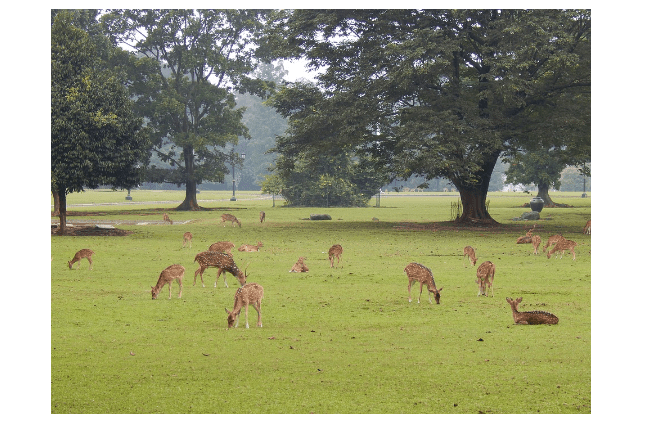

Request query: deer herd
[{"left": 63, "top": 211, "right": 589, "bottom": 328}]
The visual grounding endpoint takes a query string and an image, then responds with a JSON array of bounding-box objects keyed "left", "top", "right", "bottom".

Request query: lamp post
[{"left": 231, "top": 152, "right": 246, "bottom": 201}]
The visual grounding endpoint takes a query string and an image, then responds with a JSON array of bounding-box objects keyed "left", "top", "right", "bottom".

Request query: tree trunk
[
  {"left": 536, "top": 183, "right": 554, "bottom": 206},
  {"left": 453, "top": 150, "right": 500, "bottom": 225},
  {"left": 176, "top": 146, "right": 201, "bottom": 211},
  {"left": 52, "top": 189, "right": 60, "bottom": 216},
  {"left": 57, "top": 187, "right": 67, "bottom": 235}
]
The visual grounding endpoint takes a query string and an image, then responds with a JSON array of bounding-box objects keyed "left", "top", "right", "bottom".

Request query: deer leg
[
  {"left": 215, "top": 269, "right": 221, "bottom": 288},
  {"left": 178, "top": 276, "right": 183, "bottom": 299},
  {"left": 408, "top": 280, "right": 414, "bottom": 302},
  {"left": 244, "top": 304, "right": 250, "bottom": 329},
  {"left": 252, "top": 302, "right": 262, "bottom": 327},
  {"left": 87, "top": 257, "right": 93, "bottom": 270},
  {"left": 418, "top": 283, "right": 424, "bottom": 304},
  {"left": 167, "top": 281, "right": 172, "bottom": 299},
  {"left": 193, "top": 267, "right": 203, "bottom": 287},
  {"left": 571, "top": 249, "right": 576, "bottom": 260}
]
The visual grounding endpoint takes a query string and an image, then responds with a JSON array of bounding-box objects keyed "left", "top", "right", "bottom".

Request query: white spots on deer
[
  {"left": 68, "top": 249, "right": 95, "bottom": 270},
  {"left": 151, "top": 264, "right": 185, "bottom": 300},
  {"left": 226, "top": 283, "right": 264, "bottom": 329},
  {"left": 404, "top": 262, "right": 443, "bottom": 304}
]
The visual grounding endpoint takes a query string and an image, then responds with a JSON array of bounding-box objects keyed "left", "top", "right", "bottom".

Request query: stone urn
[{"left": 529, "top": 197, "right": 545, "bottom": 213}]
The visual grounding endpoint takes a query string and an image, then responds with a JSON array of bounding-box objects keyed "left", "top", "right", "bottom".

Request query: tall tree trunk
[
  {"left": 57, "top": 186, "right": 67, "bottom": 235},
  {"left": 453, "top": 150, "right": 500, "bottom": 225},
  {"left": 536, "top": 183, "right": 554, "bottom": 206},
  {"left": 176, "top": 146, "right": 201, "bottom": 211},
  {"left": 52, "top": 189, "right": 60, "bottom": 216}
]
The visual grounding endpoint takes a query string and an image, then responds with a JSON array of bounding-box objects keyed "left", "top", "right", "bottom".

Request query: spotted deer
[
  {"left": 193, "top": 251, "right": 246, "bottom": 288},
  {"left": 163, "top": 213, "right": 173, "bottom": 225},
  {"left": 328, "top": 244, "right": 343, "bottom": 268},
  {"left": 542, "top": 234, "right": 565, "bottom": 253},
  {"left": 151, "top": 264, "right": 185, "bottom": 300},
  {"left": 226, "top": 283, "right": 264, "bottom": 329},
  {"left": 238, "top": 241, "right": 263, "bottom": 252},
  {"left": 182, "top": 232, "right": 193, "bottom": 249},
  {"left": 209, "top": 241, "right": 235, "bottom": 255},
  {"left": 68, "top": 249, "right": 95, "bottom": 270},
  {"left": 259, "top": 211, "right": 266, "bottom": 223},
  {"left": 463, "top": 246, "right": 477, "bottom": 267},
  {"left": 404, "top": 262, "right": 443, "bottom": 304},
  {"left": 583, "top": 219, "right": 591, "bottom": 235},
  {"left": 220, "top": 213, "right": 241, "bottom": 227},
  {"left": 289, "top": 257, "right": 309, "bottom": 273},
  {"left": 476, "top": 261, "right": 496, "bottom": 297},
  {"left": 530, "top": 235, "right": 541, "bottom": 254},
  {"left": 547, "top": 239, "right": 578, "bottom": 260},
  {"left": 506, "top": 297, "right": 559, "bottom": 325}
]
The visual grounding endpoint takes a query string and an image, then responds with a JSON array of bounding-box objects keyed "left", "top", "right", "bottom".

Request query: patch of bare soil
[
  {"left": 51, "top": 225, "right": 133, "bottom": 237},
  {"left": 520, "top": 203, "right": 573, "bottom": 208}
]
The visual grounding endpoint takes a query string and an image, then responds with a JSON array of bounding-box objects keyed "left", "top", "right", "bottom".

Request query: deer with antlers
[
  {"left": 463, "top": 246, "right": 477, "bottom": 267},
  {"left": 193, "top": 251, "right": 247, "bottom": 288},
  {"left": 220, "top": 213, "right": 241, "bottom": 227},
  {"left": 542, "top": 234, "right": 566, "bottom": 253},
  {"left": 151, "top": 264, "right": 185, "bottom": 300},
  {"left": 404, "top": 262, "right": 443, "bottom": 304},
  {"left": 163, "top": 213, "right": 173, "bottom": 225},
  {"left": 476, "top": 261, "right": 496, "bottom": 297},
  {"left": 547, "top": 239, "right": 578, "bottom": 260},
  {"left": 506, "top": 297, "right": 559, "bottom": 325},
  {"left": 289, "top": 257, "right": 309, "bottom": 273},
  {"left": 68, "top": 249, "right": 95, "bottom": 270},
  {"left": 226, "top": 283, "right": 264, "bottom": 329},
  {"left": 182, "top": 232, "right": 193, "bottom": 249},
  {"left": 259, "top": 211, "right": 266, "bottom": 223},
  {"left": 238, "top": 241, "right": 263, "bottom": 252},
  {"left": 328, "top": 244, "right": 343, "bottom": 268}
]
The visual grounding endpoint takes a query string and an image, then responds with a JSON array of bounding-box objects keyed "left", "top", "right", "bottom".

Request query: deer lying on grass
[
  {"left": 226, "top": 283, "right": 264, "bottom": 329},
  {"left": 182, "top": 232, "right": 193, "bottom": 249},
  {"left": 209, "top": 241, "right": 235, "bottom": 255},
  {"left": 516, "top": 231, "right": 541, "bottom": 254},
  {"left": 68, "top": 249, "right": 95, "bottom": 270},
  {"left": 547, "top": 239, "right": 578, "bottom": 260},
  {"left": 289, "top": 257, "right": 309, "bottom": 273},
  {"left": 583, "top": 219, "right": 591, "bottom": 235},
  {"left": 163, "top": 213, "right": 173, "bottom": 225},
  {"left": 151, "top": 264, "right": 185, "bottom": 300},
  {"left": 328, "top": 244, "right": 343, "bottom": 268},
  {"left": 220, "top": 213, "right": 241, "bottom": 227},
  {"left": 476, "top": 261, "right": 496, "bottom": 297},
  {"left": 542, "top": 234, "right": 565, "bottom": 253},
  {"left": 506, "top": 297, "right": 559, "bottom": 325},
  {"left": 259, "top": 211, "right": 266, "bottom": 223},
  {"left": 238, "top": 241, "right": 263, "bottom": 252},
  {"left": 463, "top": 246, "right": 477, "bottom": 267},
  {"left": 404, "top": 262, "right": 443, "bottom": 304},
  {"left": 193, "top": 251, "right": 246, "bottom": 288}
]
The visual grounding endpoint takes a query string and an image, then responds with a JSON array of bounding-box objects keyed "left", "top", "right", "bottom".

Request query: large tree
[
  {"left": 51, "top": 10, "right": 150, "bottom": 234},
  {"left": 263, "top": 9, "right": 591, "bottom": 224},
  {"left": 101, "top": 9, "right": 273, "bottom": 210}
]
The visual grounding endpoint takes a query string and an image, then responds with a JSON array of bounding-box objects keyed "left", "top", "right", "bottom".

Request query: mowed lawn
[{"left": 51, "top": 191, "right": 591, "bottom": 414}]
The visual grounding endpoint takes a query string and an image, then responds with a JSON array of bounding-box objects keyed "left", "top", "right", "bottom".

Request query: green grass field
[{"left": 51, "top": 190, "right": 591, "bottom": 413}]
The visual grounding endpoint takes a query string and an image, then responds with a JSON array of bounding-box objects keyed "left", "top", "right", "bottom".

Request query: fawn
[
  {"left": 182, "top": 232, "right": 193, "bottom": 249},
  {"left": 68, "top": 249, "right": 95, "bottom": 270},
  {"left": 404, "top": 262, "right": 443, "bottom": 304},
  {"left": 209, "top": 241, "right": 235, "bottom": 255},
  {"left": 193, "top": 251, "right": 246, "bottom": 288},
  {"left": 221, "top": 213, "right": 241, "bottom": 227},
  {"left": 463, "top": 246, "right": 477, "bottom": 267},
  {"left": 289, "top": 257, "right": 309, "bottom": 273},
  {"left": 476, "top": 261, "right": 496, "bottom": 297},
  {"left": 328, "top": 244, "right": 343, "bottom": 268},
  {"left": 238, "top": 241, "right": 263, "bottom": 252},
  {"left": 226, "top": 283, "right": 264, "bottom": 329},
  {"left": 583, "top": 219, "right": 591, "bottom": 235},
  {"left": 542, "top": 234, "right": 565, "bottom": 253},
  {"left": 259, "top": 211, "right": 266, "bottom": 223},
  {"left": 151, "top": 264, "right": 185, "bottom": 300},
  {"left": 163, "top": 213, "right": 173, "bottom": 225},
  {"left": 506, "top": 297, "right": 559, "bottom": 325},
  {"left": 547, "top": 239, "right": 578, "bottom": 260}
]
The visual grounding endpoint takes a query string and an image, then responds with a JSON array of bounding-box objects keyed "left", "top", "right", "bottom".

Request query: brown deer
[
  {"left": 151, "top": 264, "right": 185, "bottom": 300},
  {"left": 226, "top": 283, "right": 264, "bottom": 329},
  {"left": 209, "top": 241, "right": 235, "bottom": 255},
  {"left": 583, "top": 219, "right": 591, "bottom": 235},
  {"left": 463, "top": 246, "right": 477, "bottom": 267},
  {"left": 530, "top": 235, "right": 541, "bottom": 254},
  {"left": 68, "top": 249, "right": 95, "bottom": 270},
  {"left": 220, "top": 213, "right": 241, "bottom": 227},
  {"left": 182, "top": 232, "right": 193, "bottom": 249},
  {"left": 193, "top": 251, "right": 246, "bottom": 288},
  {"left": 163, "top": 213, "right": 173, "bottom": 225},
  {"left": 328, "top": 244, "right": 343, "bottom": 268},
  {"left": 542, "top": 234, "right": 566, "bottom": 253},
  {"left": 547, "top": 239, "right": 578, "bottom": 260},
  {"left": 289, "top": 257, "right": 309, "bottom": 273},
  {"left": 404, "top": 262, "right": 443, "bottom": 304},
  {"left": 238, "top": 241, "right": 263, "bottom": 252},
  {"left": 259, "top": 211, "right": 266, "bottom": 223},
  {"left": 476, "top": 261, "right": 496, "bottom": 297},
  {"left": 506, "top": 297, "right": 559, "bottom": 325}
]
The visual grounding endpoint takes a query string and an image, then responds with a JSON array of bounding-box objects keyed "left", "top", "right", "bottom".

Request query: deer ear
[
  {"left": 225, "top": 307, "right": 230, "bottom": 314},
  {"left": 438, "top": 287, "right": 443, "bottom": 292},
  {"left": 517, "top": 297, "right": 523, "bottom": 303}
]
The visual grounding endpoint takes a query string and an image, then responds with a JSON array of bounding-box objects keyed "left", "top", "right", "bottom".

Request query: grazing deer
[
  {"left": 583, "top": 219, "right": 591, "bottom": 235},
  {"left": 404, "top": 262, "right": 443, "bottom": 304},
  {"left": 506, "top": 297, "right": 559, "bottom": 325},
  {"left": 476, "top": 261, "right": 496, "bottom": 297},
  {"left": 68, "top": 249, "right": 95, "bottom": 270},
  {"left": 220, "top": 213, "right": 241, "bottom": 227},
  {"left": 163, "top": 213, "right": 173, "bottom": 225},
  {"left": 547, "top": 239, "right": 578, "bottom": 260},
  {"left": 289, "top": 257, "right": 309, "bottom": 273},
  {"left": 463, "top": 246, "right": 477, "bottom": 267},
  {"left": 542, "top": 234, "right": 566, "bottom": 253},
  {"left": 182, "top": 232, "right": 193, "bottom": 249},
  {"left": 151, "top": 264, "right": 185, "bottom": 300},
  {"left": 226, "top": 283, "right": 264, "bottom": 329},
  {"left": 259, "top": 211, "right": 266, "bottom": 223},
  {"left": 238, "top": 241, "right": 263, "bottom": 252},
  {"left": 209, "top": 241, "right": 235, "bottom": 255},
  {"left": 193, "top": 251, "right": 246, "bottom": 288},
  {"left": 328, "top": 244, "right": 343, "bottom": 268}
]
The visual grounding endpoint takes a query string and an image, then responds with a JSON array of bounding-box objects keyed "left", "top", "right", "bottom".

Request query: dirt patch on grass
[{"left": 51, "top": 225, "right": 133, "bottom": 237}]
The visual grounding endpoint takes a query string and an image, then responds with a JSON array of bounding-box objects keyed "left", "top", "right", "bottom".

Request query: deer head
[
  {"left": 151, "top": 286, "right": 158, "bottom": 300},
  {"left": 432, "top": 287, "right": 443, "bottom": 304}
]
